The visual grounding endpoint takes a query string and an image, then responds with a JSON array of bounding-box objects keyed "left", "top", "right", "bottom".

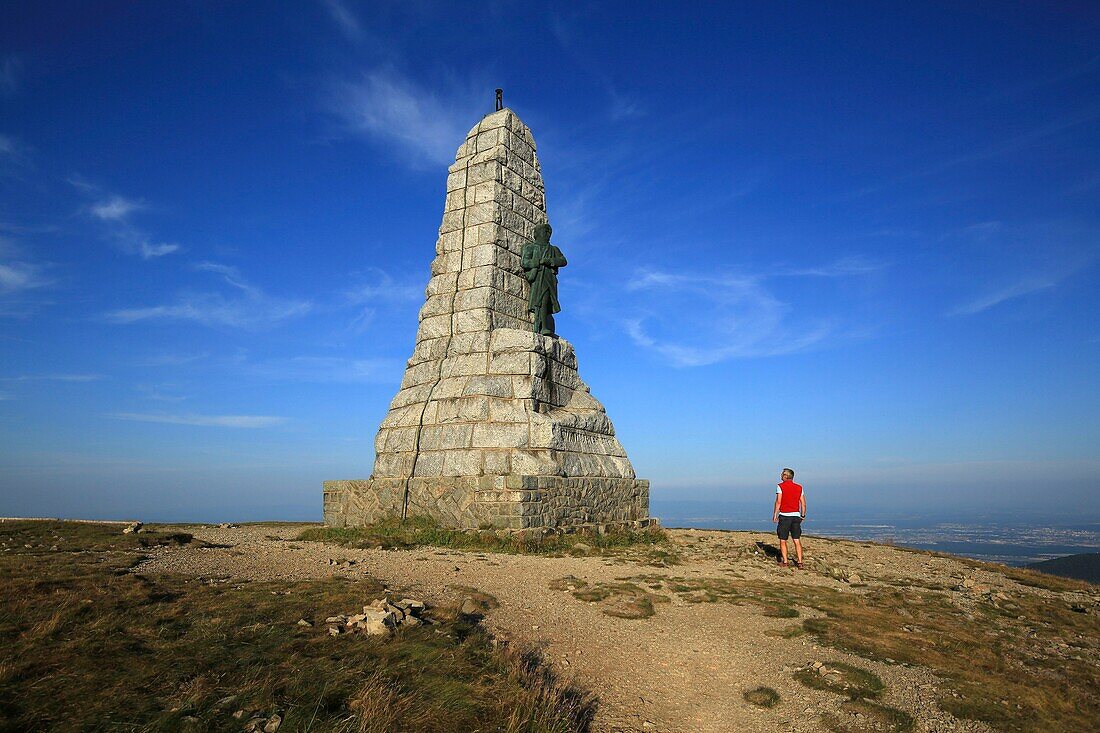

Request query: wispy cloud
[
  {"left": 549, "top": 11, "right": 644, "bottom": 122},
  {"left": 90, "top": 195, "right": 144, "bottom": 222},
  {"left": 0, "top": 373, "right": 102, "bottom": 382},
  {"left": 321, "top": 0, "right": 362, "bottom": 41},
  {"left": 72, "top": 180, "right": 180, "bottom": 259},
  {"left": 780, "top": 255, "right": 885, "bottom": 278},
  {"left": 105, "top": 261, "right": 312, "bottom": 329},
  {"left": 0, "top": 238, "right": 51, "bottom": 296},
  {"left": 343, "top": 267, "right": 422, "bottom": 331},
  {"left": 945, "top": 221, "right": 1097, "bottom": 317},
  {"left": 0, "top": 56, "right": 20, "bottom": 96},
  {"left": 329, "top": 67, "right": 483, "bottom": 166},
  {"left": 623, "top": 269, "right": 835, "bottom": 366},
  {"left": 987, "top": 54, "right": 1100, "bottom": 101},
  {"left": 841, "top": 101, "right": 1100, "bottom": 200},
  {"left": 109, "top": 412, "right": 287, "bottom": 428},
  {"left": 0, "top": 133, "right": 32, "bottom": 174},
  {"left": 135, "top": 384, "right": 189, "bottom": 403},
  {"left": 137, "top": 352, "right": 210, "bottom": 367},
  {"left": 248, "top": 355, "right": 403, "bottom": 384},
  {"left": 949, "top": 277, "right": 1060, "bottom": 316}
]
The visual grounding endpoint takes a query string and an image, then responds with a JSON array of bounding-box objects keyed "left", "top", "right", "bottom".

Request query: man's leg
[
  {"left": 793, "top": 539, "right": 803, "bottom": 565},
  {"left": 542, "top": 310, "right": 555, "bottom": 336},
  {"left": 779, "top": 539, "right": 788, "bottom": 564}
]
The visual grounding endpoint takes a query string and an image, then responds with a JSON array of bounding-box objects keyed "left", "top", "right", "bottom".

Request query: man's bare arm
[
  {"left": 800, "top": 494, "right": 807, "bottom": 519},
  {"left": 772, "top": 494, "right": 781, "bottom": 522}
]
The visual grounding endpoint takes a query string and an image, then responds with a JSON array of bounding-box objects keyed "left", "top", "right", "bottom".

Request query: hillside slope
[{"left": 1027, "top": 552, "right": 1100, "bottom": 583}]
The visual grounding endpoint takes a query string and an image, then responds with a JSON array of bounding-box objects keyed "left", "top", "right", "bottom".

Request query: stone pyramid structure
[{"left": 324, "top": 108, "right": 651, "bottom": 532}]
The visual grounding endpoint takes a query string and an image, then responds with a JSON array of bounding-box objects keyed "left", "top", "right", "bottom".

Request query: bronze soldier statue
[{"left": 521, "top": 222, "right": 567, "bottom": 337}]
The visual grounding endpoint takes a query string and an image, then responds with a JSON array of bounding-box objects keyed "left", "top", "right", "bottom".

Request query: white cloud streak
[
  {"left": 949, "top": 277, "right": 1059, "bottom": 316},
  {"left": 0, "top": 133, "right": 31, "bottom": 173},
  {"left": 0, "top": 56, "right": 20, "bottom": 96},
  {"left": 248, "top": 355, "right": 403, "bottom": 384},
  {"left": 343, "top": 267, "right": 422, "bottom": 332},
  {"left": 329, "top": 68, "right": 482, "bottom": 166},
  {"left": 0, "top": 241, "right": 50, "bottom": 295},
  {"left": 321, "top": 0, "right": 363, "bottom": 40},
  {"left": 106, "top": 261, "right": 312, "bottom": 329},
  {"left": 782, "top": 255, "right": 885, "bottom": 278},
  {"left": 0, "top": 374, "right": 102, "bottom": 382},
  {"left": 623, "top": 269, "right": 835, "bottom": 366},
  {"left": 73, "top": 183, "right": 180, "bottom": 259},
  {"left": 90, "top": 195, "right": 144, "bottom": 222},
  {"left": 109, "top": 413, "right": 287, "bottom": 428},
  {"left": 945, "top": 221, "right": 1097, "bottom": 316}
]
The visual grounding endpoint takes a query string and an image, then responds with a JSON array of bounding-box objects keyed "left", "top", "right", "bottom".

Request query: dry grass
[
  {"left": 550, "top": 578, "right": 660, "bottom": 620},
  {"left": 793, "top": 661, "right": 885, "bottom": 699},
  {"left": 0, "top": 521, "right": 595, "bottom": 733},
  {"left": 791, "top": 582, "right": 1099, "bottom": 732},
  {"left": 822, "top": 699, "right": 914, "bottom": 733},
  {"left": 764, "top": 623, "right": 805, "bottom": 639}
]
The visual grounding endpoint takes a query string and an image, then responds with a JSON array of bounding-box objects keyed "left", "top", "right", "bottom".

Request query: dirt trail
[{"left": 139, "top": 526, "right": 1011, "bottom": 733}]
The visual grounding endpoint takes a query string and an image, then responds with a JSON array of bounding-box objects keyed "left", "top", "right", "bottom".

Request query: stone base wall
[{"left": 323, "top": 475, "right": 649, "bottom": 530}]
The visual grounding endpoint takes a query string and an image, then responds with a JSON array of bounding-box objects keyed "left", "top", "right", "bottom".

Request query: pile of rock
[
  {"left": 325, "top": 597, "right": 426, "bottom": 637},
  {"left": 122, "top": 521, "right": 143, "bottom": 534}
]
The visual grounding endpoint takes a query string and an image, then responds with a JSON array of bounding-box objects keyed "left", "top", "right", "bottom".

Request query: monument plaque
[{"left": 323, "top": 106, "right": 651, "bottom": 532}]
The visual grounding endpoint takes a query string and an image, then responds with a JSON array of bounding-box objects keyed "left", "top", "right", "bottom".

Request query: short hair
[
  {"left": 533, "top": 222, "right": 553, "bottom": 239},
  {"left": 782, "top": 467, "right": 795, "bottom": 478}
]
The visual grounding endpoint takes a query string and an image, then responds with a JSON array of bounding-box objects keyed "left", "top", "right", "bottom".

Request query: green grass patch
[
  {"left": 794, "top": 661, "right": 884, "bottom": 700},
  {"left": 764, "top": 623, "right": 805, "bottom": 639},
  {"left": 742, "top": 686, "right": 780, "bottom": 708},
  {"left": 0, "top": 521, "right": 595, "bottom": 732},
  {"left": 556, "top": 580, "right": 658, "bottom": 619}
]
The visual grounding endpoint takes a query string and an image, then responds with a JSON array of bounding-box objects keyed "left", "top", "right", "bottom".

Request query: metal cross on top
[{"left": 495, "top": 88, "right": 503, "bottom": 111}]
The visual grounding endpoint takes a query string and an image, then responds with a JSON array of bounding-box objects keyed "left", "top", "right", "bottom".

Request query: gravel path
[{"left": 138, "top": 526, "right": 1012, "bottom": 733}]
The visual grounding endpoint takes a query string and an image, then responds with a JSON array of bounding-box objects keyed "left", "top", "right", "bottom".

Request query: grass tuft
[
  {"left": 742, "top": 686, "right": 780, "bottom": 708},
  {"left": 794, "top": 661, "right": 884, "bottom": 700}
]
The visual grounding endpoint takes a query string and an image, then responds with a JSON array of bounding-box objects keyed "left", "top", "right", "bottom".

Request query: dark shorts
[{"left": 777, "top": 515, "right": 802, "bottom": 540}]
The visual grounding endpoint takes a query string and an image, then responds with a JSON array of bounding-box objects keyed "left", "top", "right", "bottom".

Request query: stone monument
[{"left": 323, "top": 105, "right": 651, "bottom": 532}]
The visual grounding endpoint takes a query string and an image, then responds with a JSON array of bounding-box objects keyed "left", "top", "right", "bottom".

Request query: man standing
[
  {"left": 772, "top": 467, "right": 806, "bottom": 569},
  {"left": 521, "top": 222, "right": 567, "bottom": 337}
]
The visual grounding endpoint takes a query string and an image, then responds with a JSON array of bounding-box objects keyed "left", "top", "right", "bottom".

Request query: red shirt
[{"left": 777, "top": 480, "right": 803, "bottom": 515}]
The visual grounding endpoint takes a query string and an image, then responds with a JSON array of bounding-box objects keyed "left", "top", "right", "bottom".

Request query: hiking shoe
[{"left": 795, "top": 561, "right": 804, "bottom": 570}]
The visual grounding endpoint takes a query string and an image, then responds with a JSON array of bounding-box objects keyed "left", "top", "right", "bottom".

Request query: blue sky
[{"left": 1, "top": 1, "right": 1097, "bottom": 522}]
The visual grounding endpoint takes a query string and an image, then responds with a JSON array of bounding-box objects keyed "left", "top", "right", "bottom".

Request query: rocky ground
[{"left": 137, "top": 525, "right": 1099, "bottom": 733}]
